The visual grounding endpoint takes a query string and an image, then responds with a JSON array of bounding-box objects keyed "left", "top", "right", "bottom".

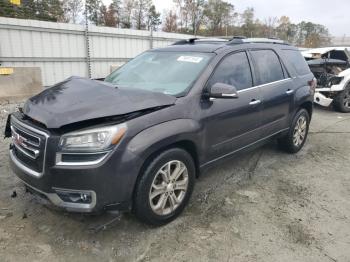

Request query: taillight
[{"left": 308, "top": 77, "right": 317, "bottom": 92}]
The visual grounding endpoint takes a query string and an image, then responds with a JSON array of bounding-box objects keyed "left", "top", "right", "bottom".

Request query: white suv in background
[{"left": 302, "top": 47, "right": 350, "bottom": 112}]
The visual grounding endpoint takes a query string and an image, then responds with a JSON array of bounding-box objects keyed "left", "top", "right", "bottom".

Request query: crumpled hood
[{"left": 23, "top": 76, "right": 176, "bottom": 129}]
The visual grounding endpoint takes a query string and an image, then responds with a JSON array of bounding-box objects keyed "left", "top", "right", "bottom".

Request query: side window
[
  {"left": 251, "top": 50, "right": 285, "bottom": 85},
  {"left": 282, "top": 49, "right": 311, "bottom": 76},
  {"left": 207, "top": 52, "right": 253, "bottom": 91},
  {"left": 329, "top": 50, "right": 348, "bottom": 61}
]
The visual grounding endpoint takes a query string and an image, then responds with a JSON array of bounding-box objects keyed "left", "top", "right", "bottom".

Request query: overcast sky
[{"left": 106, "top": 0, "right": 349, "bottom": 36}]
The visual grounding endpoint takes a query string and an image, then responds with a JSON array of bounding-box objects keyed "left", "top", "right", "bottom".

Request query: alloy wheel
[
  {"left": 149, "top": 160, "right": 189, "bottom": 216},
  {"left": 293, "top": 115, "right": 307, "bottom": 147},
  {"left": 343, "top": 89, "right": 350, "bottom": 108}
]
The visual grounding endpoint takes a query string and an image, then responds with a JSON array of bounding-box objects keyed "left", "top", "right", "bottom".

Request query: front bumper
[
  {"left": 13, "top": 166, "right": 97, "bottom": 212},
  {"left": 314, "top": 91, "right": 333, "bottom": 107},
  {"left": 8, "top": 114, "right": 142, "bottom": 213},
  {"left": 314, "top": 83, "right": 347, "bottom": 107},
  {"left": 10, "top": 148, "right": 96, "bottom": 212}
]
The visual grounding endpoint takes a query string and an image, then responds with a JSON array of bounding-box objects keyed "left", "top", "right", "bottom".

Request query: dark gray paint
[
  {"left": 23, "top": 76, "right": 176, "bottom": 129},
  {"left": 8, "top": 42, "right": 314, "bottom": 213}
]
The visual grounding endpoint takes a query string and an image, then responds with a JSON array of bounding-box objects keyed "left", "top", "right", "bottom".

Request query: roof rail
[
  {"left": 172, "top": 38, "right": 228, "bottom": 45},
  {"left": 228, "top": 37, "right": 290, "bottom": 46},
  {"left": 172, "top": 38, "right": 199, "bottom": 45},
  {"left": 230, "top": 36, "right": 247, "bottom": 40},
  {"left": 172, "top": 37, "right": 290, "bottom": 46}
]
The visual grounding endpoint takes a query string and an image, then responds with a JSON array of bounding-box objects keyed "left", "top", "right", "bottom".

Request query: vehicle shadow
[
  {"left": 34, "top": 140, "right": 279, "bottom": 235},
  {"left": 314, "top": 103, "right": 334, "bottom": 112}
]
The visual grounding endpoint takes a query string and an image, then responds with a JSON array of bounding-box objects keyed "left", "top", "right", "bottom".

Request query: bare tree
[
  {"left": 173, "top": 0, "right": 184, "bottom": 32},
  {"left": 133, "top": 0, "right": 152, "bottom": 30},
  {"left": 107, "top": 0, "right": 122, "bottom": 27},
  {"left": 203, "top": 0, "right": 234, "bottom": 36},
  {"left": 163, "top": 10, "right": 177, "bottom": 32},
  {"left": 121, "top": 0, "right": 134, "bottom": 28},
  {"left": 86, "top": 0, "right": 102, "bottom": 25},
  {"left": 276, "top": 16, "right": 296, "bottom": 41},
  {"left": 240, "top": 7, "right": 255, "bottom": 37},
  {"left": 147, "top": 5, "right": 161, "bottom": 30},
  {"left": 264, "top": 16, "right": 278, "bottom": 37},
  {"left": 184, "top": 0, "right": 205, "bottom": 35},
  {"left": 63, "top": 0, "right": 83, "bottom": 24},
  {"left": 98, "top": 3, "right": 108, "bottom": 26}
]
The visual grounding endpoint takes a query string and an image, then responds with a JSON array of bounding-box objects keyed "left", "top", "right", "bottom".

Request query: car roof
[{"left": 151, "top": 38, "right": 296, "bottom": 54}]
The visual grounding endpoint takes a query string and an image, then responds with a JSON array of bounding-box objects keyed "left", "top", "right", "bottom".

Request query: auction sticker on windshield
[{"left": 177, "top": 56, "right": 203, "bottom": 63}]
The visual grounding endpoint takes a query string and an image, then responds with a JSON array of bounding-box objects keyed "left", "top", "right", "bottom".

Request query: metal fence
[
  {"left": 0, "top": 17, "right": 193, "bottom": 86},
  {"left": 331, "top": 36, "right": 350, "bottom": 46}
]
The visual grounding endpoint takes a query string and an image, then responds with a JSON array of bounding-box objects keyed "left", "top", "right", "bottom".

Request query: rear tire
[
  {"left": 133, "top": 148, "right": 195, "bottom": 226},
  {"left": 278, "top": 109, "right": 310, "bottom": 153},
  {"left": 334, "top": 84, "right": 350, "bottom": 113}
]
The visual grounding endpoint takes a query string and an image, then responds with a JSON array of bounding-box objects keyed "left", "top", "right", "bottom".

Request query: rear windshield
[
  {"left": 282, "top": 49, "right": 311, "bottom": 76},
  {"left": 105, "top": 51, "right": 213, "bottom": 96}
]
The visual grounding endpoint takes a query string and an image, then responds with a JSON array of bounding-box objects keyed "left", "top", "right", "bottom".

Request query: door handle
[
  {"left": 249, "top": 99, "right": 261, "bottom": 106},
  {"left": 286, "top": 89, "right": 294, "bottom": 95}
]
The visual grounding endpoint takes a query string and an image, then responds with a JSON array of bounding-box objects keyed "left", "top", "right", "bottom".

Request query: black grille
[{"left": 11, "top": 121, "right": 47, "bottom": 173}]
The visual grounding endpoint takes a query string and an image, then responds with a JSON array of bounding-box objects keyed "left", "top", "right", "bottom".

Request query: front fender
[{"left": 127, "top": 119, "right": 202, "bottom": 164}]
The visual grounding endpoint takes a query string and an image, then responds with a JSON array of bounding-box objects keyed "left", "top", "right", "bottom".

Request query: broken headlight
[
  {"left": 59, "top": 124, "right": 127, "bottom": 152},
  {"left": 328, "top": 76, "right": 344, "bottom": 86}
]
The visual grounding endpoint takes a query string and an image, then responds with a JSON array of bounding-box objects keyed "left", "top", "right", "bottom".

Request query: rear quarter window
[{"left": 282, "top": 49, "right": 311, "bottom": 76}]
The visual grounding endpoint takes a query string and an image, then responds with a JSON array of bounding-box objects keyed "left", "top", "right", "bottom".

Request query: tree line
[
  {"left": 0, "top": 0, "right": 331, "bottom": 47},
  {"left": 164, "top": 1, "right": 330, "bottom": 47}
]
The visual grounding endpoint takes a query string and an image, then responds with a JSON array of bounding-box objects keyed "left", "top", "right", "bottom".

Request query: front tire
[
  {"left": 334, "top": 84, "right": 350, "bottom": 113},
  {"left": 133, "top": 148, "right": 195, "bottom": 226},
  {"left": 278, "top": 109, "right": 310, "bottom": 153}
]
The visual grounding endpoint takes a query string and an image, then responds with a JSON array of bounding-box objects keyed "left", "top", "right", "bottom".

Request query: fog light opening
[
  {"left": 80, "top": 193, "right": 89, "bottom": 202},
  {"left": 56, "top": 190, "right": 93, "bottom": 204}
]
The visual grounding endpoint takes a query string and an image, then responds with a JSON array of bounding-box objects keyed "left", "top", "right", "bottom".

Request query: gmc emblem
[
  {"left": 12, "top": 131, "right": 26, "bottom": 147},
  {"left": 11, "top": 127, "right": 40, "bottom": 159}
]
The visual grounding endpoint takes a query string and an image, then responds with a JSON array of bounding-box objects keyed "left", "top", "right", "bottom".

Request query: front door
[{"left": 201, "top": 51, "right": 263, "bottom": 163}]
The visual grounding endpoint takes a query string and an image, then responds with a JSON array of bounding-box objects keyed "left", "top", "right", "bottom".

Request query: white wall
[{"left": 0, "top": 17, "right": 193, "bottom": 86}]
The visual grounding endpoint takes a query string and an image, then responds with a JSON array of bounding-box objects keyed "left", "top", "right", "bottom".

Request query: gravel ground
[{"left": 0, "top": 101, "right": 349, "bottom": 262}]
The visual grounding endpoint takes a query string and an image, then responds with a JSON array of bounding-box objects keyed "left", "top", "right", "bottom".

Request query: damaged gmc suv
[{"left": 5, "top": 38, "right": 315, "bottom": 225}]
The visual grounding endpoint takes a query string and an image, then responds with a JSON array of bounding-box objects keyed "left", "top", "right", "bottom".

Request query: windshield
[{"left": 104, "top": 51, "right": 213, "bottom": 96}]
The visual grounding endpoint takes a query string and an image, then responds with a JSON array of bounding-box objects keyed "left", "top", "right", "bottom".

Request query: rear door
[
  {"left": 202, "top": 51, "right": 263, "bottom": 162},
  {"left": 249, "top": 49, "right": 295, "bottom": 138}
]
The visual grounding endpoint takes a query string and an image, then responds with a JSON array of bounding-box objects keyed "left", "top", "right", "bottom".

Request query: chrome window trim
[
  {"left": 238, "top": 78, "right": 292, "bottom": 93},
  {"left": 10, "top": 116, "right": 49, "bottom": 178}
]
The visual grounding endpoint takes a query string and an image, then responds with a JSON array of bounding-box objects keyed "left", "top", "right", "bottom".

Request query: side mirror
[{"left": 209, "top": 83, "right": 239, "bottom": 99}]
